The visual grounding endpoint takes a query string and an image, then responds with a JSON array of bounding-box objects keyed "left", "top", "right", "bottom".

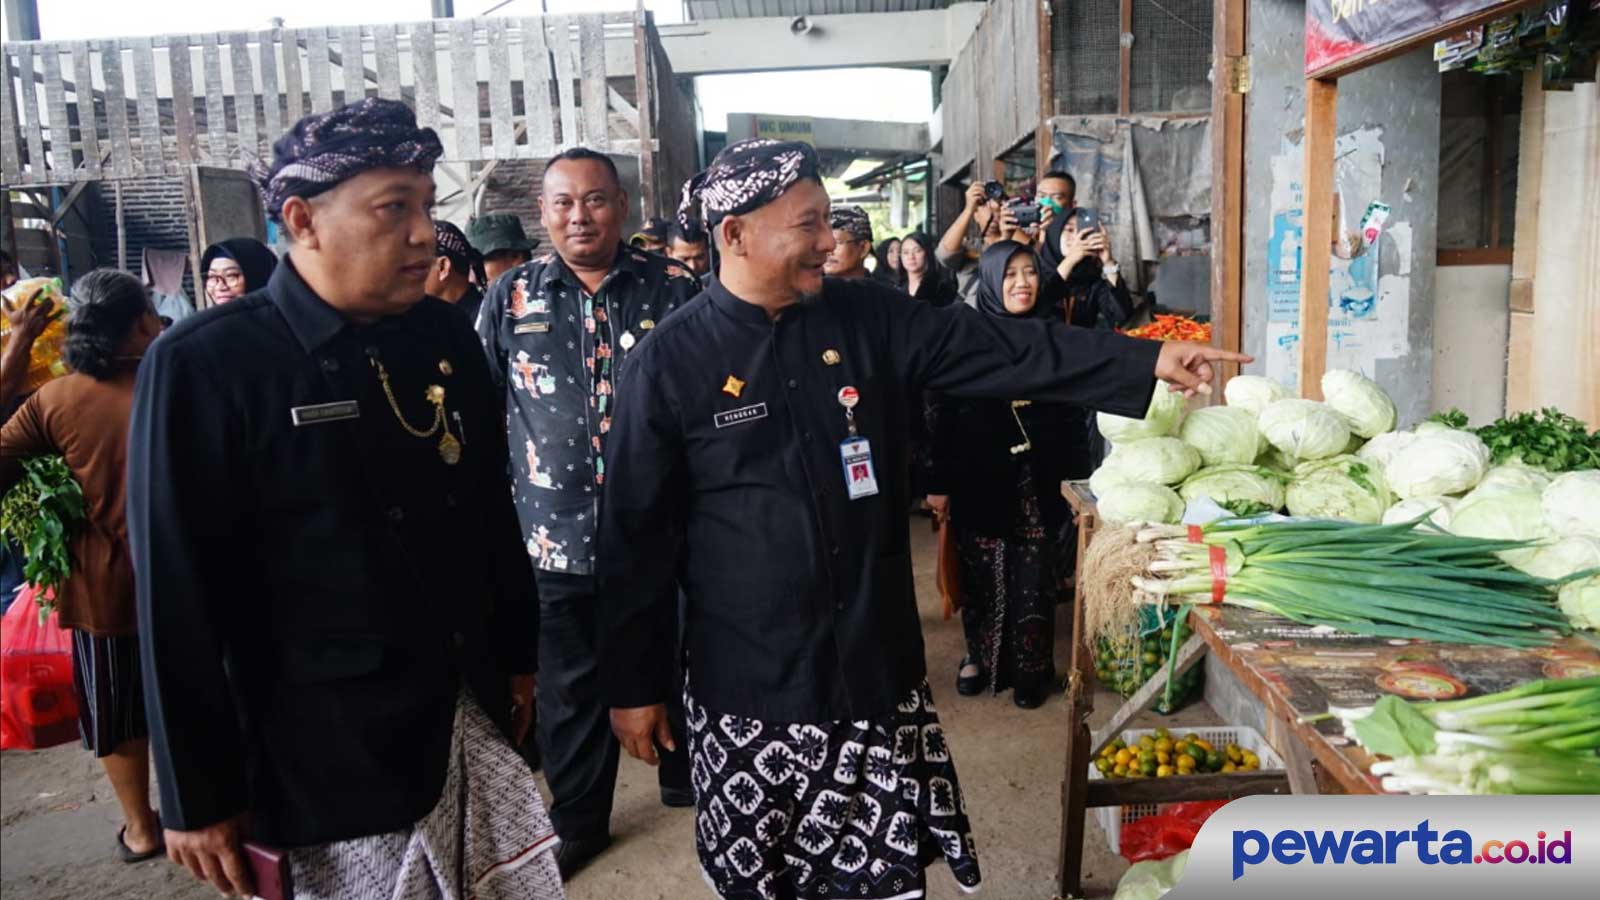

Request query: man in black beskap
[
  {"left": 129, "top": 98, "right": 562, "bottom": 899},
  {"left": 598, "top": 138, "right": 1249, "bottom": 900},
  {"left": 476, "top": 147, "right": 701, "bottom": 878}
]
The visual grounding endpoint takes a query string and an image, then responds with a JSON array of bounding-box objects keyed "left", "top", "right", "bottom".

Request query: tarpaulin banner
[{"left": 1306, "top": 0, "right": 1529, "bottom": 76}]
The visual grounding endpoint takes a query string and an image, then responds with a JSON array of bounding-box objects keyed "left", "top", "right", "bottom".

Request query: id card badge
[{"left": 839, "top": 437, "right": 880, "bottom": 500}]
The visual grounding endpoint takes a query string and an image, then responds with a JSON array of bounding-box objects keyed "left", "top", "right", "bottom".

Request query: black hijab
[
  {"left": 200, "top": 238, "right": 278, "bottom": 293},
  {"left": 975, "top": 241, "right": 1047, "bottom": 320},
  {"left": 1038, "top": 208, "right": 1104, "bottom": 285}
]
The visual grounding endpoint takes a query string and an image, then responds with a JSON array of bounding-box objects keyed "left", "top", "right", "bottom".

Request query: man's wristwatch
[{"left": 1102, "top": 262, "right": 1120, "bottom": 278}]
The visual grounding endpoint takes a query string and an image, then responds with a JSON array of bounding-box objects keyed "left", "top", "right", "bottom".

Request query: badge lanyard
[{"left": 836, "top": 386, "right": 879, "bottom": 500}]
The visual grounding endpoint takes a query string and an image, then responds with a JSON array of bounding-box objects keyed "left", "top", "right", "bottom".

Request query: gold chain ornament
[{"left": 369, "top": 356, "right": 462, "bottom": 465}]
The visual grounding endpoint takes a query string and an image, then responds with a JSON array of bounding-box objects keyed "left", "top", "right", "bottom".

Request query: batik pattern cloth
[
  {"left": 248, "top": 97, "right": 444, "bottom": 220},
  {"left": 687, "top": 680, "right": 982, "bottom": 900},
  {"left": 287, "top": 690, "right": 564, "bottom": 900},
  {"left": 954, "top": 462, "right": 1061, "bottom": 696},
  {"left": 829, "top": 206, "right": 874, "bottom": 243},
  {"left": 677, "top": 138, "right": 822, "bottom": 234}
]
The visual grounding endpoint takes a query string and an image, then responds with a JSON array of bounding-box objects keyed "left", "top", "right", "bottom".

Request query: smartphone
[
  {"left": 245, "top": 842, "right": 295, "bottom": 900},
  {"left": 1075, "top": 207, "right": 1100, "bottom": 233}
]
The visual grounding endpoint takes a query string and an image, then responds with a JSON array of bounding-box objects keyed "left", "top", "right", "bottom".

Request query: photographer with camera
[{"left": 938, "top": 179, "right": 1062, "bottom": 306}]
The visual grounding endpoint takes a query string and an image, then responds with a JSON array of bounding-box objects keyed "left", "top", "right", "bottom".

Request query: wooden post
[
  {"left": 1036, "top": 0, "right": 1054, "bottom": 176},
  {"left": 1118, "top": 0, "right": 1133, "bottom": 116},
  {"left": 1297, "top": 78, "right": 1337, "bottom": 400},
  {"left": 114, "top": 181, "right": 126, "bottom": 271},
  {"left": 1210, "top": 0, "right": 1247, "bottom": 393},
  {"left": 633, "top": 7, "right": 656, "bottom": 219},
  {"left": 1056, "top": 491, "right": 1098, "bottom": 899}
]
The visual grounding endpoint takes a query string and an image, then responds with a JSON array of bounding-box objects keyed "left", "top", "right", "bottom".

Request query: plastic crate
[{"left": 1087, "top": 725, "right": 1284, "bottom": 855}]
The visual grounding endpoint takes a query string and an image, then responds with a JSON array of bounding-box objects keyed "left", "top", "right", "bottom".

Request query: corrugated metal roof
[{"left": 686, "top": 1, "right": 958, "bottom": 21}]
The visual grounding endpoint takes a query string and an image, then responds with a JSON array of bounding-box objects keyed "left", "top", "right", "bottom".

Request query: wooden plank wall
[
  {"left": 938, "top": 0, "right": 1042, "bottom": 183},
  {"left": 0, "top": 13, "right": 647, "bottom": 186}
]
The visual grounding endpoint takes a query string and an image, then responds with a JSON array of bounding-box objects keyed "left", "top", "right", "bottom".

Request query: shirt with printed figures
[{"left": 477, "top": 245, "right": 700, "bottom": 576}]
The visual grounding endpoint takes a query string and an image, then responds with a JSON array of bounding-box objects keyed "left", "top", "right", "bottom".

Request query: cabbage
[
  {"left": 1256, "top": 444, "right": 1299, "bottom": 474},
  {"left": 1414, "top": 421, "right": 1455, "bottom": 436},
  {"left": 1257, "top": 399, "right": 1352, "bottom": 461},
  {"left": 1097, "top": 383, "right": 1186, "bottom": 443},
  {"left": 1099, "top": 437, "right": 1201, "bottom": 486},
  {"left": 1357, "top": 431, "right": 1418, "bottom": 470},
  {"left": 1178, "top": 465, "right": 1287, "bottom": 516},
  {"left": 1321, "top": 369, "right": 1397, "bottom": 438},
  {"left": 1451, "top": 489, "right": 1553, "bottom": 569},
  {"left": 1542, "top": 470, "right": 1600, "bottom": 537},
  {"left": 1097, "top": 483, "right": 1185, "bottom": 524},
  {"left": 1178, "top": 406, "right": 1264, "bottom": 467},
  {"left": 1512, "top": 535, "right": 1600, "bottom": 581},
  {"left": 1477, "top": 464, "right": 1554, "bottom": 497},
  {"left": 1089, "top": 463, "right": 1138, "bottom": 500},
  {"left": 1286, "top": 455, "right": 1392, "bottom": 523},
  {"left": 1223, "top": 375, "right": 1291, "bottom": 417},
  {"left": 1559, "top": 576, "right": 1600, "bottom": 631},
  {"left": 1382, "top": 495, "right": 1458, "bottom": 530},
  {"left": 1384, "top": 430, "right": 1490, "bottom": 499}
]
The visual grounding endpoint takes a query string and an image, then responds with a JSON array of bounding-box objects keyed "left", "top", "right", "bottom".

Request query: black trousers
[{"left": 535, "top": 570, "right": 688, "bottom": 841}]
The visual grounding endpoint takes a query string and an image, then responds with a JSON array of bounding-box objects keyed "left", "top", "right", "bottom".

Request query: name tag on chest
[
  {"left": 839, "top": 437, "right": 880, "bottom": 500},
  {"left": 714, "top": 403, "right": 768, "bottom": 429},
  {"left": 291, "top": 400, "right": 360, "bottom": 426},
  {"left": 514, "top": 321, "right": 551, "bottom": 335}
]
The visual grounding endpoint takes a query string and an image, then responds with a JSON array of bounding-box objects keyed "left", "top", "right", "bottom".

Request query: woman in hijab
[
  {"left": 199, "top": 237, "right": 278, "bottom": 306},
  {"left": 871, "top": 237, "right": 901, "bottom": 284},
  {"left": 1037, "top": 209, "right": 1135, "bottom": 328},
  {"left": 896, "top": 231, "right": 958, "bottom": 307},
  {"left": 925, "top": 242, "right": 1087, "bottom": 709}
]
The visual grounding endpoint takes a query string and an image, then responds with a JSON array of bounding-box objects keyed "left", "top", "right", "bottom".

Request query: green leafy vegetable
[
  {"left": 1352, "top": 695, "right": 1439, "bottom": 758},
  {"left": 1429, "top": 408, "right": 1470, "bottom": 430},
  {"left": 1473, "top": 407, "right": 1600, "bottom": 472},
  {"left": 0, "top": 456, "right": 84, "bottom": 619}
]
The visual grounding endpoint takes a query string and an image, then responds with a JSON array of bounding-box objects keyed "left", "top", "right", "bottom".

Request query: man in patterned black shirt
[{"left": 476, "top": 147, "right": 701, "bottom": 878}]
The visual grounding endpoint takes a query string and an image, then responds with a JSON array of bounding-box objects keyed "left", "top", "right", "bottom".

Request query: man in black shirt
[
  {"left": 666, "top": 221, "right": 712, "bottom": 281},
  {"left": 426, "top": 219, "right": 485, "bottom": 326},
  {"left": 824, "top": 205, "right": 874, "bottom": 280},
  {"left": 598, "top": 138, "right": 1247, "bottom": 900},
  {"left": 476, "top": 147, "right": 701, "bottom": 877},
  {"left": 129, "top": 98, "right": 562, "bottom": 900}
]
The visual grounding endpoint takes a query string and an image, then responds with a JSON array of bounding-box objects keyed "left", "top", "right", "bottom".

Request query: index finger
[{"left": 1200, "top": 348, "right": 1254, "bottom": 364}]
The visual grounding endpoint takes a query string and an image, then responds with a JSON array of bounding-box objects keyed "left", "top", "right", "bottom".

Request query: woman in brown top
[{"left": 1, "top": 269, "right": 165, "bottom": 861}]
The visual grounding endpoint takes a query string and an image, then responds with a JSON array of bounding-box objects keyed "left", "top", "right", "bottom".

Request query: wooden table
[{"left": 1053, "top": 482, "right": 1600, "bottom": 898}]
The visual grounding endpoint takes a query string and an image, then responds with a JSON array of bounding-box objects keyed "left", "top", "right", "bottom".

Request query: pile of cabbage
[{"left": 1086, "top": 371, "right": 1599, "bottom": 631}]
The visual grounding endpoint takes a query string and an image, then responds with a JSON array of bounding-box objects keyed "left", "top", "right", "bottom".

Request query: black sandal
[
  {"left": 117, "top": 816, "right": 165, "bottom": 864},
  {"left": 956, "top": 657, "right": 988, "bottom": 696}
]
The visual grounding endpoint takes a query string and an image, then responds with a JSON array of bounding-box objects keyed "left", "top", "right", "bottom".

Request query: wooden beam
[
  {"left": 1486, "top": 85, "right": 1504, "bottom": 248},
  {"left": 633, "top": 9, "right": 656, "bottom": 218},
  {"left": 1035, "top": 0, "right": 1053, "bottom": 175},
  {"left": 1118, "top": 0, "right": 1132, "bottom": 116},
  {"left": 114, "top": 180, "right": 125, "bottom": 271},
  {"left": 1057, "top": 487, "right": 1098, "bottom": 900},
  {"left": 1210, "top": 0, "right": 1247, "bottom": 392},
  {"left": 1297, "top": 77, "right": 1338, "bottom": 400},
  {"left": 1307, "top": 0, "right": 1541, "bottom": 80},
  {"left": 1084, "top": 771, "right": 1291, "bottom": 806}
]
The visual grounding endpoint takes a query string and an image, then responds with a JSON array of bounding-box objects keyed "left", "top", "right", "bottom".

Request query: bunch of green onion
[
  {"left": 1130, "top": 518, "right": 1572, "bottom": 648},
  {"left": 1322, "top": 678, "right": 1600, "bottom": 794}
]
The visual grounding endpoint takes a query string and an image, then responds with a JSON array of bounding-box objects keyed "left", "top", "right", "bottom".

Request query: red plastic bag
[
  {"left": 1118, "top": 800, "right": 1229, "bottom": 863},
  {"left": 0, "top": 586, "right": 80, "bottom": 751}
]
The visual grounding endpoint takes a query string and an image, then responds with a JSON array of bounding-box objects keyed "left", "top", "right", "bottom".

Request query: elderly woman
[
  {"left": 0, "top": 269, "right": 166, "bottom": 858},
  {"left": 926, "top": 242, "right": 1089, "bottom": 709},
  {"left": 200, "top": 238, "right": 277, "bottom": 306}
]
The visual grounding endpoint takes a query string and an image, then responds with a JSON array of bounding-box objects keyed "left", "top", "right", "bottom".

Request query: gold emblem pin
[
  {"left": 640, "top": 319, "right": 656, "bottom": 330},
  {"left": 438, "top": 359, "right": 453, "bottom": 376},
  {"left": 822, "top": 349, "right": 841, "bottom": 366},
  {"left": 722, "top": 375, "right": 745, "bottom": 398}
]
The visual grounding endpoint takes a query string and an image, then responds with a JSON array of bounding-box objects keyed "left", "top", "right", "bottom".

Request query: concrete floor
[{"left": 1, "top": 521, "right": 1217, "bottom": 899}]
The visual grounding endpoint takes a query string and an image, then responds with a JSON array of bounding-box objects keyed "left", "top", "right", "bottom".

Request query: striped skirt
[{"left": 69, "top": 630, "right": 147, "bottom": 758}]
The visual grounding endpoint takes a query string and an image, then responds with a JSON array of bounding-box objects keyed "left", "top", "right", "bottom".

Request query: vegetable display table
[{"left": 1053, "top": 481, "right": 1600, "bottom": 899}]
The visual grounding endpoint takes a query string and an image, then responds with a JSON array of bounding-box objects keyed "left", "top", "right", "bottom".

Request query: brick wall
[
  {"left": 88, "top": 176, "right": 195, "bottom": 298},
  {"left": 477, "top": 161, "right": 550, "bottom": 252}
]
